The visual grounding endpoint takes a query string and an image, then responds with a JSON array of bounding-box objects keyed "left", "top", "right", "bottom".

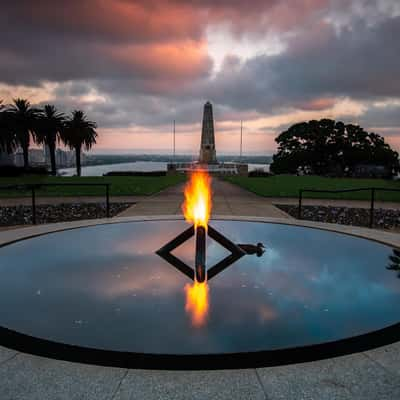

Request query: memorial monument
[
  {"left": 199, "top": 101, "right": 217, "bottom": 164},
  {"left": 167, "top": 101, "right": 248, "bottom": 176}
]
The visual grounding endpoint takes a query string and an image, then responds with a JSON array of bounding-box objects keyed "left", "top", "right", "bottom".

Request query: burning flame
[
  {"left": 184, "top": 280, "right": 209, "bottom": 327},
  {"left": 182, "top": 170, "right": 212, "bottom": 326},
  {"left": 182, "top": 170, "right": 212, "bottom": 229}
]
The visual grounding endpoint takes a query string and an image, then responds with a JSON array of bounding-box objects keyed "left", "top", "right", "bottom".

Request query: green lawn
[
  {"left": 0, "top": 175, "right": 187, "bottom": 197},
  {"left": 225, "top": 175, "right": 400, "bottom": 202}
]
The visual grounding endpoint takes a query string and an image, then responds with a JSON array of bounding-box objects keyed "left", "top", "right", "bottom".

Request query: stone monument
[
  {"left": 199, "top": 101, "right": 217, "bottom": 164},
  {"left": 167, "top": 101, "right": 248, "bottom": 176}
]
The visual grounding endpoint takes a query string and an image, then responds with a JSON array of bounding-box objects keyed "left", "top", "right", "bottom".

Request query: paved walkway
[
  {"left": 118, "top": 179, "right": 290, "bottom": 218},
  {"left": 0, "top": 345, "right": 399, "bottom": 400}
]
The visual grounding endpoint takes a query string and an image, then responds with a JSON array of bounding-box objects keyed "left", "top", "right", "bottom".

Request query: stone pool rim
[{"left": 0, "top": 215, "right": 400, "bottom": 370}]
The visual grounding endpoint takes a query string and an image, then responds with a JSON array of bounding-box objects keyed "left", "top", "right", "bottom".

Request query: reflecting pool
[{"left": 0, "top": 220, "right": 399, "bottom": 355}]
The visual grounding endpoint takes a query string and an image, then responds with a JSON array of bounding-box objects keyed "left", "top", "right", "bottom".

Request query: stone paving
[
  {"left": 0, "top": 181, "right": 400, "bottom": 399},
  {"left": 118, "top": 178, "right": 290, "bottom": 218}
]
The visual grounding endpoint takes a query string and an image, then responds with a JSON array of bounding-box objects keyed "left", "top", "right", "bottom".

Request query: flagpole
[
  {"left": 173, "top": 120, "right": 176, "bottom": 161},
  {"left": 240, "top": 120, "right": 243, "bottom": 162}
]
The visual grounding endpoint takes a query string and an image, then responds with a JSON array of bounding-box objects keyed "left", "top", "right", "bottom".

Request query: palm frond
[
  {"left": 393, "top": 249, "right": 400, "bottom": 258},
  {"left": 61, "top": 109, "right": 97, "bottom": 150},
  {"left": 389, "top": 255, "right": 400, "bottom": 264}
]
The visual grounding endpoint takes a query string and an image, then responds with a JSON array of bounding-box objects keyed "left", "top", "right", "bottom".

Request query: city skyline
[{"left": 1, "top": 1, "right": 399, "bottom": 154}]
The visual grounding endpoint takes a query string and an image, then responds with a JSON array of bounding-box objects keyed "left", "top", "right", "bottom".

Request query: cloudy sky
[{"left": 1, "top": 0, "right": 399, "bottom": 155}]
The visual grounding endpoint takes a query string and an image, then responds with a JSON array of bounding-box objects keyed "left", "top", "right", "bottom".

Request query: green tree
[
  {"left": 7, "top": 98, "right": 39, "bottom": 169},
  {"left": 61, "top": 110, "right": 97, "bottom": 176},
  {"left": 270, "top": 119, "right": 400, "bottom": 177},
  {"left": 35, "top": 105, "right": 65, "bottom": 175},
  {"left": 0, "top": 101, "right": 17, "bottom": 154}
]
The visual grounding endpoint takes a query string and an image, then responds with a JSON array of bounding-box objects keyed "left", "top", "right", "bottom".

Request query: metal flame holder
[{"left": 156, "top": 224, "right": 246, "bottom": 282}]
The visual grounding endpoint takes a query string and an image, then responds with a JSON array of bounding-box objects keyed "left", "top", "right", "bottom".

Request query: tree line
[
  {"left": 270, "top": 119, "right": 400, "bottom": 177},
  {"left": 0, "top": 98, "right": 97, "bottom": 176}
]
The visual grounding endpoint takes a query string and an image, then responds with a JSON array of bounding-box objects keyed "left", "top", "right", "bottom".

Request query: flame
[
  {"left": 182, "top": 170, "right": 212, "bottom": 327},
  {"left": 184, "top": 280, "right": 209, "bottom": 327},
  {"left": 182, "top": 170, "right": 212, "bottom": 229}
]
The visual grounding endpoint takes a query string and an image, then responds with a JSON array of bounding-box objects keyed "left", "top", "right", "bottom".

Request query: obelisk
[{"left": 199, "top": 101, "right": 217, "bottom": 164}]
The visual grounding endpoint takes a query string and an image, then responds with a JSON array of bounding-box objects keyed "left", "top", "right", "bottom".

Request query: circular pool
[{"left": 0, "top": 219, "right": 399, "bottom": 369}]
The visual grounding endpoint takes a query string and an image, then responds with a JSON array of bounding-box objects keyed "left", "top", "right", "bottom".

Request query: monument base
[
  {"left": 167, "top": 162, "right": 248, "bottom": 176},
  {"left": 199, "top": 148, "right": 217, "bottom": 164}
]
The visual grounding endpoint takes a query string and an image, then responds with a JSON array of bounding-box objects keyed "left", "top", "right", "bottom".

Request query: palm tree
[
  {"left": 0, "top": 101, "right": 16, "bottom": 155},
  {"left": 61, "top": 110, "right": 97, "bottom": 176},
  {"left": 7, "top": 98, "right": 39, "bottom": 169},
  {"left": 35, "top": 105, "right": 65, "bottom": 175}
]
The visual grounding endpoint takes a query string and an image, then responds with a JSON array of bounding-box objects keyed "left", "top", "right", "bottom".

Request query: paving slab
[
  {"left": 118, "top": 202, "right": 180, "bottom": 216},
  {"left": 0, "top": 347, "right": 18, "bottom": 364},
  {"left": 0, "top": 353, "right": 127, "bottom": 400},
  {"left": 113, "top": 368, "right": 266, "bottom": 400},
  {"left": 228, "top": 203, "right": 290, "bottom": 218},
  {"left": 362, "top": 341, "right": 400, "bottom": 377},
  {"left": 257, "top": 352, "right": 400, "bottom": 400}
]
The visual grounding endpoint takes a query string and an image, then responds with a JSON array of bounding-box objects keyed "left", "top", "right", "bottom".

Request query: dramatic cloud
[
  {"left": 0, "top": 0, "right": 399, "bottom": 153},
  {"left": 360, "top": 101, "right": 400, "bottom": 128},
  {"left": 205, "top": 16, "right": 400, "bottom": 112}
]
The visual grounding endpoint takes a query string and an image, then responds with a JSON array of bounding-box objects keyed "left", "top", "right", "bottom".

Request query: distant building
[
  {"left": 44, "top": 145, "right": 79, "bottom": 168},
  {"left": 29, "top": 148, "right": 45, "bottom": 165},
  {"left": 55, "top": 148, "right": 68, "bottom": 167},
  {"left": 0, "top": 150, "right": 14, "bottom": 166},
  {"left": 14, "top": 149, "right": 24, "bottom": 167},
  {"left": 44, "top": 145, "right": 51, "bottom": 166}
]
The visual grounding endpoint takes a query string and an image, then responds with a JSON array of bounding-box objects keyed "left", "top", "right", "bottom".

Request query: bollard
[
  {"left": 298, "top": 190, "right": 303, "bottom": 219},
  {"left": 31, "top": 186, "right": 37, "bottom": 225},
  {"left": 106, "top": 184, "right": 110, "bottom": 218},
  {"left": 369, "top": 188, "right": 375, "bottom": 228}
]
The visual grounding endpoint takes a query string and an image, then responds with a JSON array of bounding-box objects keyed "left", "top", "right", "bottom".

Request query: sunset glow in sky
[{"left": 1, "top": 0, "right": 400, "bottom": 154}]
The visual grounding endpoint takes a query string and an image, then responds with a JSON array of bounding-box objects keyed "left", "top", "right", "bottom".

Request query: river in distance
[{"left": 59, "top": 162, "right": 270, "bottom": 176}]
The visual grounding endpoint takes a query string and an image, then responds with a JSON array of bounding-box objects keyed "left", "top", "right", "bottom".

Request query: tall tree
[
  {"left": 270, "top": 119, "right": 400, "bottom": 177},
  {"left": 35, "top": 105, "right": 65, "bottom": 175},
  {"left": 61, "top": 110, "right": 97, "bottom": 176},
  {"left": 0, "top": 101, "right": 17, "bottom": 154},
  {"left": 7, "top": 98, "right": 39, "bottom": 169}
]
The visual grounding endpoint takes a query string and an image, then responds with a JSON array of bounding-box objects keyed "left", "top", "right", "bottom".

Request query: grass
[
  {"left": 225, "top": 175, "right": 400, "bottom": 202},
  {"left": 0, "top": 175, "right": 187, "bottom": 197}
]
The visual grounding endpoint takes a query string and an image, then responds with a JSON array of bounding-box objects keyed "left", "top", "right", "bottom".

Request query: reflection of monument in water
[
  {"left": 199, "top": 101, "right": 217, "bottom": 164},
  {"left": 168, "top": 101, "right": 248, "bottom": 176}
]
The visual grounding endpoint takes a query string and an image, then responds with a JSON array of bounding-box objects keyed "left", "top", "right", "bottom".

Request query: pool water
[{"left": 0, "top": 220, "right": 399, "bottom": 356}]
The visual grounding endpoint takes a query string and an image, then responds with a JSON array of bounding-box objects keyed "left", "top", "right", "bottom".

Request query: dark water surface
[{"left": 0, "top": 220, "right": 399, "bottom": 355}]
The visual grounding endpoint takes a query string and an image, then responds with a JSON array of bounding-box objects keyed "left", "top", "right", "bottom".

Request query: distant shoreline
[
  {"left": 59, "top": 161, "right": 270, "bottom": 177},
  {"left": 82, "top": 154, "right": 273, "bottom": 167}
]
